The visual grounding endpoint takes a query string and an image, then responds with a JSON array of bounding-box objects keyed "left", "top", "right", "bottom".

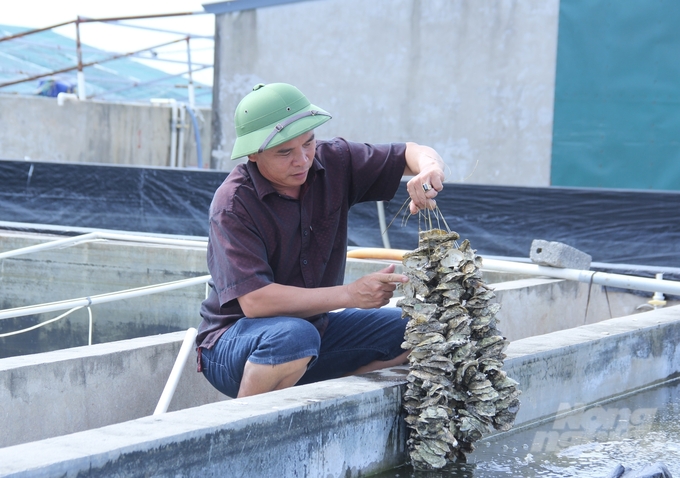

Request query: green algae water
[{"left": 373, "top": 378, "right": 680, "bottom": 477}]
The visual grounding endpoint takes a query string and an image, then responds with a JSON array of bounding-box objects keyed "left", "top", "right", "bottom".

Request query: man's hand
[
  {"left": 345, "top": 264, "right": 409, "bottom": 309},
  {"left": 407, "top": 164, "right": 445, "bottom": 214},
  {"left": 402, "top": 142, "right": 446, "bottom": 214}
]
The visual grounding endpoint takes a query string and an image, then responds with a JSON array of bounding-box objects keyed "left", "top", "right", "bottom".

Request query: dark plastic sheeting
[
  {"left": 0, "top": 160, "right": 227, "bottom": 237},
  {"left": 2, "top": 159, "right": 679, "bottom": 269},
  {"left": 349, "top": 183, "right": 680, "bottom": 269}
]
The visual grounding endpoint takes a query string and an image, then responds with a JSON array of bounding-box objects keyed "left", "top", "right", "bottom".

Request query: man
[{"left": 197, "top": 83, "right": 445, "bottom": 398}]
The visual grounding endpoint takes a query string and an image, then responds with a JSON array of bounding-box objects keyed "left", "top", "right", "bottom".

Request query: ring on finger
[{"left": 422, "top": 183, "right": 432, "bottom": 192}]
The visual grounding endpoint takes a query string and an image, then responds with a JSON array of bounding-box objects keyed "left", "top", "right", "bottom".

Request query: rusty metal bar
[
  {"left": 0, "top": 21, "right": 75, "bottom": 43},
  {"left": 0, "top": 37, "right": 189, "bottom": 90},
  {"left": 89, "top": 65, "right": 211, "bottom": 100},
  {"left": 77, "top": 11, "right": 202, "bottom": 23},
  {"left": 99, "top": 20, "right": 214, "bottom": 40},
  {"left": 0, "top": 11, "right": 203, "bottom": 44}
]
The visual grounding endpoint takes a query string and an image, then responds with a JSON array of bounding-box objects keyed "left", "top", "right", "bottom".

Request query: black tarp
[
  {"left": 0, "top": 159, "right": 227, "bottom": 237},
  {"left": 2, "top": 159, "right": 679, "bottom": 269},
  {"left": 350, "top": 184, "right": 680, "bottom": 269}
]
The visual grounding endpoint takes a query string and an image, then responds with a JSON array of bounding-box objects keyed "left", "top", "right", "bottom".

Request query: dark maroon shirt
[{"left": 196, "top": 138, "right": 407, "bottom": 349}]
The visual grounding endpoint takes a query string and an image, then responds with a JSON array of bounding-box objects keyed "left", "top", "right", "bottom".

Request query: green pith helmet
[{"left": 231, "top": 83, "right": 332, "bottom": 160}]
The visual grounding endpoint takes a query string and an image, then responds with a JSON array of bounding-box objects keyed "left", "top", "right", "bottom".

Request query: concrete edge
[
  {"left": 0, "top": 332, "right": 188, "bottom": 371},
  {"left": 505, "top": 305, "right": 680, "bottom": 358},
  {"left": 0, "top": 369, "right": 408, "bottom": 477},
  {"left": 1, "top": 306, "right": 678, "bottom": 477}
]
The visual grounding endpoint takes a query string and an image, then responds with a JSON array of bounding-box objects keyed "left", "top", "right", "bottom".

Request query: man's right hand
[{"left": 345, "top": 264, "right": 409, "bottom": 309}]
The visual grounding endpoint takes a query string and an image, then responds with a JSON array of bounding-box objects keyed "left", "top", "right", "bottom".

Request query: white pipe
[
  {"left": 77, "top": 71, "right": 86, "bottom": 100},
  {"left": 0, "top": 275, "right": 211, "bottom": 321},
  {"left": 57, "top": 92, "right": 78, "bottom": 105},
  {"left": 653, "top": 273, "right": 666, "bottom": 302},
  {"left": 170, "top": 100, "right": 178, "bottom": 167},
  {"left": 151, "top": 99, "right": 181, "bottom": 168},
  {"left": 0, "top": 232, "right": 98, "bottom": 260},
  {"left": 87, "top": 307, "right": 93, "bottom": 346},
  {"left": 153, "top": 327, "right": 198, "bottom": 415},
  {"left": 482, "top": 258, "right": 680, "bottom": 297},
  {"left": 177, "top": 104, "right": 186, "bottom": 168},
  {"left": 0, "top": 231, "right": 207, "bottom": 260},
  {"left": 185, "top": 38, "right": 195, "bottom": 109},
  {"left": 376, "top": 201, "right": 391, "bottom": 249}
]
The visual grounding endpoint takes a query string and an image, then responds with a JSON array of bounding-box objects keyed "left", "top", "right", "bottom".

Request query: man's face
[{"left": 247, "top": 131, "right": 316, "bottom": 198}]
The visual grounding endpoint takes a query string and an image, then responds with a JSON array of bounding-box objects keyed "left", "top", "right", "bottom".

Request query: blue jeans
[{"left": 200, "top": 307, "right": 406, "bottom": 398}]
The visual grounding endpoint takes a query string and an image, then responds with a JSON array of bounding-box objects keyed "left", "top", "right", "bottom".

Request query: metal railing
[{"left": 0, "top": 11, "right": 213, "bottom": 106}]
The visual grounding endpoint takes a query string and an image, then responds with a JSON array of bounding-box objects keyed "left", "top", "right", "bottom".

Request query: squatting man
[{"left": 196, "top": 83, "right": 446, "bottom": 398}]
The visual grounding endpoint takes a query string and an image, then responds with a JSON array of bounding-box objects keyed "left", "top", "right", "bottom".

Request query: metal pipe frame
[{"left": 0, "top": 37, "right": 190, "bottom": 89}]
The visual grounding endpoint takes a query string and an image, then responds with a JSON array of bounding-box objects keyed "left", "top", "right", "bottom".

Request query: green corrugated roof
[{"left": 0, "top": 24, "right": 212, "bottom": 106}]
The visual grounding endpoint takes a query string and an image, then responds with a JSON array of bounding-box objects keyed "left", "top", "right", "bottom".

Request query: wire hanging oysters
[{"left": 398, "top": 211, "right": 521, "bottom": 470}]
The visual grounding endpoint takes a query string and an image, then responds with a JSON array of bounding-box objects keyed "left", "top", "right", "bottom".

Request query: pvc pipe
[
  {"left": 178, "top": 105, "right": 186, "bottom": 168},
  {"left": 0, "top": 232, "right": 99, "bottom": 260},
  {"left": 482, "top": 258, "right": 680, "bottom": 297},
  {"left": 0, "top": 231, "right": 207, "bottom": 260},
  {"left": 170, "top": 100, "right": 178, "bottom": 167},
  {"left": 185, "top": 37, "right": 195, "bottom": 109},
  {"left": 0, "top": 275, "right": 211, "bottom": 321},
  {"left": 376, "top": 201, "right": 391, "bottom": 249},
  {"left": 347, "top": 248, "right": 404, "bottom": 261},
  {"left": 57, "top": 92, "right": 78, "bottom": 105},
  {"left": 185, "top": 106, "right": 203, "bottom": 169},
  {"left": 87, "top": 307, "right": 93, "bottom": 345},
  {"left": 346, "top": 248, "right": 680, "bottom": 297},
  {"left": 77, "top": 71, "right": 86, "bottom": 100},
  {"left": 653, "top": 273, "right": 666, "bottom": 302},
  {"left": 153, "top": 327, "right": 198, "bottom": 415}
]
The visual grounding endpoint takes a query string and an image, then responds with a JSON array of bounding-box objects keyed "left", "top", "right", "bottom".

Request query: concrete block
[{"left": 530, "top": 239, "right": 592, "bottom": 270}]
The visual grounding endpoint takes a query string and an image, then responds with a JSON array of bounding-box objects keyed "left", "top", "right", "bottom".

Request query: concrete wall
[
  {"left": 0, "top": 332, "right": 227, "bottom": 449},
  {"left": 210, "top": 0, "right": 559, "bottom": 187},
  {"left": 1, "top": 306, "right": 678, "bottom": 477},
  {"left": 0, "top": 95, "right": 211, "bottom": 168},
  {"left": 4, "top": 230, "right": 673, "bottom": 359},
  {"left": 0, "top": 231, "right": 209, "bottom": 358},
  {"left": 506, "top": 306, "right": 680, "bottom": 425}
]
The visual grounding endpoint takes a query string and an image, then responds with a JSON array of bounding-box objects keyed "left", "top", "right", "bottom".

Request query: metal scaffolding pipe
[
  {"left": 0, "top": 11, "right": 203, "bottom": 45},
  {"left": 102, "top": 19, "right": 214, "bottom": 40},
  {"left": 75, "top": 16, "right": 86, "bottom": 100},
  {"left": 89, "top": 65, "right": 211, "bottom": 100},
  {"left": 0, "top": 37, "right": 189, "bottom": 89},
  {"left": 0, "top": 20, "right": 75, "bottom": 43}
]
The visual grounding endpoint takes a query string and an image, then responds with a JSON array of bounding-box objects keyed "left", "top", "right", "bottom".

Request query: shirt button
[
  {"left": 303, "top": 260, "right": 308, "bottom": 265},
  {"left": 303, "top": 230, "right": 308, "bottom": 236}
]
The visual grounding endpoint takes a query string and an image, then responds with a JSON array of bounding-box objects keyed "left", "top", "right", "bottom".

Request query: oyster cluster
[{"left": 398, "top": 229, "right": 521, "bottom": 469}]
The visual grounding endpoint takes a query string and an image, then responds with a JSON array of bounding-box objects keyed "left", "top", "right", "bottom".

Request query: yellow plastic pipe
[{"left": 346, "top": 248, "right": 408, "bottom": 261}]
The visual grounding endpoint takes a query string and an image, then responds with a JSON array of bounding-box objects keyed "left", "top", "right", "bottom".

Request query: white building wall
[{"left": 211, "top": 0, "right": 559, "bottom": 186}]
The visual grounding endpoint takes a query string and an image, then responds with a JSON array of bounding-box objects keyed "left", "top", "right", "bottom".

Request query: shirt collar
[{"left": 246, "top": 157, "right": 326, "bottom": 200}]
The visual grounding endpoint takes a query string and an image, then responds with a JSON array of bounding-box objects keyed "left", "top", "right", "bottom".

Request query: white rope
[{"left": 0, "top": 306, "right": 84, "bottom": 338}]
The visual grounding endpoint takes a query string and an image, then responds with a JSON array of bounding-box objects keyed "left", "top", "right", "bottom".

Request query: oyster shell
[{"left": 400, "top": 229, "right": 521, "bottom": 469}]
